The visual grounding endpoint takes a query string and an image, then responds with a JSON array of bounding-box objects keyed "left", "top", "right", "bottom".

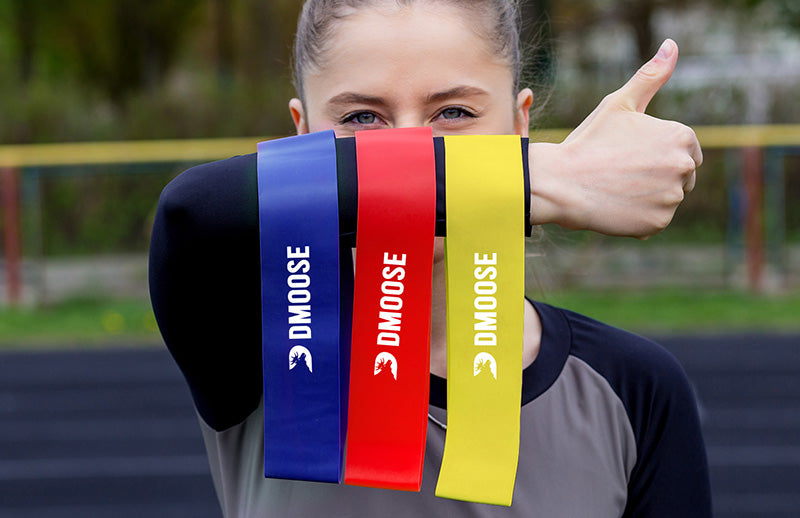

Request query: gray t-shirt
[{"left": 197, "top": 302, "right": 710, "bottom": 517}]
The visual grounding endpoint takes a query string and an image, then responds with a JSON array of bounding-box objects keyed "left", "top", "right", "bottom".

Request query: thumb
[{"left": 616, "top": 39, "right": 678, "bottom": 113}]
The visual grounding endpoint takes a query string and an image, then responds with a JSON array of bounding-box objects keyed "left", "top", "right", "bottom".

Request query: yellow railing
[
  {"left": 1, "top": 124, "right": 798, "bottom": 304},
  {"left": 0, "top": 138, "right": 263, "bottom": 168},
  {"left": 2, "top": 125, "right": 800, "bottom": 168},
  {"left": 532, "top": 125, "right": 800, "bottom": 148}
]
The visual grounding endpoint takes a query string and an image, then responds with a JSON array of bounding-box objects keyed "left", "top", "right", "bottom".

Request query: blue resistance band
[{"left": 257, "top": 130, "right": 345, "bottom": 482}]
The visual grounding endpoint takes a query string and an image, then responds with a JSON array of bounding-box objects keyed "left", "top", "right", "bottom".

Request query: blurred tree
[
  {"left": 212, "top": 0, "right": 235, "bottom": 89},
  {"left": 521, "top": 0, "right": 556, "bottom": 88},
  {"left": 552, "top": 0, "right": 689, "bottom": 62},
  {"left": 716, "top": 0, "right": 800, "bottom": 32},
  {"left": 237, "top": 0, "right": 301, "bottom": 83},
  {"left": 10, "top": 0, "right": 35, "bottom": 83},
  {"left": 9, "top": 1, "right": 204, "bottom": 108},
  {"left": 621, "top": 0, "right": 656, "bottom": 63},
  {"left": 81, "top": 1, "right": 203, "bottom": 107}
]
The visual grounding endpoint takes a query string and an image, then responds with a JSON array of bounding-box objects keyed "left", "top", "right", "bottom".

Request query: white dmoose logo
[
  {"left": 289, "top": 345, "right": 313, "bottom": 373},
  {"left": 473, "top": 352, "right": 497, "bottom": 380},
  {"left": 374, "top": 352, "right": 398, "bottom": 380}
]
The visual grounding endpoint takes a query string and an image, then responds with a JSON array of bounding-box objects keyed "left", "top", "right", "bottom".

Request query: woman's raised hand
[{"left": 529, "top": 39, "right": 702, "bottom": 238}]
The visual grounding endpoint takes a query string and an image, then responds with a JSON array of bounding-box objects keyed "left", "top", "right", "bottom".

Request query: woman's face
[{"left": 289, "top": 2, "right": 532, "bottom": 138}]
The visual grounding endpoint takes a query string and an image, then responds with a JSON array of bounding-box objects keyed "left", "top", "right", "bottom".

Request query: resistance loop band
[
  {"left": 345, "top": 127, "right": 437, "bottom": 491},
  {"left": 436, "top": 135, "right": 525, "bottom": 506},
  {"left": 257, "top": 130, "right": 345, "bottom": 482},
  {"left": 312, "top": 136, "right": 531, "bottom": 245}
]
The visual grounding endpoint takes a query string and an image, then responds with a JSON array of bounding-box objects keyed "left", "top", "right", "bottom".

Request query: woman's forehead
[{"left": 303, "top": 2, "right": 513, "bottom": 107}]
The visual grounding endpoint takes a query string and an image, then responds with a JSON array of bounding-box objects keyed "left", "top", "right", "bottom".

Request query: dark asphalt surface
[{"left": 1, "top": 334, "right": 798, "bottom": 517}]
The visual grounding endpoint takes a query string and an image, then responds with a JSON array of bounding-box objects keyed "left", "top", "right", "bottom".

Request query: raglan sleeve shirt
[{"left": 149, "top": 153, "right": 711, "bottom": 517}]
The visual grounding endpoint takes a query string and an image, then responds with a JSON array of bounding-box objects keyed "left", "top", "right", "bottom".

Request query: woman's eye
[
  {"left": 442, "top": 108, "right": 463, "bottom": 119},
  {"left": 355, "top": 112, "right": 376, "bottom": 124},
  {"left": 342, "top": 112, "right": 378, "bottom": 125},
  {"left": 437, "top": 107, "right": 475, "bottom": 121}
]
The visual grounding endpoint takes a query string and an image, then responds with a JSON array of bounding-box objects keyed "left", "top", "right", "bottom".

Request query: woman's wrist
[{"left": 528, "top": 141, "right": 583, "bottom": 229}]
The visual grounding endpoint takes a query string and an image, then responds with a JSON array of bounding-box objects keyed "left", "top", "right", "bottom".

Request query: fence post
[
  {"left": 1, "top": 166, "right": 23, "bottom": 305},
  {"left": 764, "top": 148, "right": 786, "bottom": 280},
  {"left": 724, "top": 149, "right": 744, "bottom": 285},
  {"left": 742, "top": 147, "right": 764, "bottom": 293}
]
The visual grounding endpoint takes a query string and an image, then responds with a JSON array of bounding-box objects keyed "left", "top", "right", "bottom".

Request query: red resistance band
[{"left": 344, "top": 127, "right": 437, "bottom": 491}]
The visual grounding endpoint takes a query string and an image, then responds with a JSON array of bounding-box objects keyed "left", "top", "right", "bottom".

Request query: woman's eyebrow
[
  {"left": 425, "top": 85, "right": 489, "bottom": 104},
  {"left": 326, "top": 92, "right": 387, "bottom": 107}
]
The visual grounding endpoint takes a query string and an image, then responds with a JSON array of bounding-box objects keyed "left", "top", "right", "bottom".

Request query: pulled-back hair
[{"left": 293, "top": 0, "right": 523, "bottom": 101}]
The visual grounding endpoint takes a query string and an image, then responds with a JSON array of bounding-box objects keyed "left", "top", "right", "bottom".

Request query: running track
[{"left": 0, "top": 335, "right": 798, "bottom": 517}]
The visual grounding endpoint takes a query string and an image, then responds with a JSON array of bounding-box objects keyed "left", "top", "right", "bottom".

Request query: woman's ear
[
  {"left": 514, "top": 88, "right": 533, "bottom": 138},
  {"left": 289, "top": 98, "right": 309, "bottom": 135}
]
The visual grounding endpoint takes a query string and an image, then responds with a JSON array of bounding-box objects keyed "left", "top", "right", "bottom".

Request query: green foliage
[
  {"left": 120, "top": 71, "right": 297, "bottom": 140},
  {"left": 0, "top": 298, "right": 161, "bottom": 348},
  {"left": 36, "top": 166, "right": 182, "bottom": 255},
  {"left": 4, "top": 289, "right": 800, "bottom": 349},
  {"left": 0, "top": 0, "right": 302, "bottom": 144},
  {"left": 543, "top": 288, "right": 800, "bottom": 333},
  {"left": 721, "top": 0, "right": 800, "bottom": 31},
  {"left": 7, "top": 0, "right": 204, "bottom": 102}
]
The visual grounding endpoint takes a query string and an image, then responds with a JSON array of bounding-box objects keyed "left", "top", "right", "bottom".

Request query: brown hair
[{"left": 292, "top": 0, "right": 523, "bottom": 102}]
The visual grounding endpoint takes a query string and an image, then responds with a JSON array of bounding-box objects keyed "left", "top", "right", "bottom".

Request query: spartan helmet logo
[
  {"left": 374, "top": 352, "right": 398, "bottom": 380},
  {"left": 473, "top": 352, "right": 497, "bottom": 380},
  {"left": 289, "top": 345, "right": 313, "bottom": 373}
]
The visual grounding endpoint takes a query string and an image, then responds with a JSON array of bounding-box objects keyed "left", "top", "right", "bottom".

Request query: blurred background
[{"left": 0, "top": 1, "right": 798, "bottom": 517}]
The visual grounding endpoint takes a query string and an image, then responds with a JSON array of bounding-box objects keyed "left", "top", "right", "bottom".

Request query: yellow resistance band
[{"left": 435, "top": 135, "right": 525, "bottom": 506}]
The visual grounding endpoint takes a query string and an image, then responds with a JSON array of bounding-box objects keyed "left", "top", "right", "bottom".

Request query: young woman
[{"left": 150, "top": 1, "right": 710, "bottom": 516}]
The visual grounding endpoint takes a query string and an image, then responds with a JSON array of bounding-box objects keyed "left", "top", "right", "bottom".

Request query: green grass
[
  {"left": 0, "top": 298, "right": 161, "bottom": 349},
  {"left": 540, "top": 288, "right": 800, "bottom": 334},
  {"left": 2, "top": 289, "right": 799, "bottom": 350}
]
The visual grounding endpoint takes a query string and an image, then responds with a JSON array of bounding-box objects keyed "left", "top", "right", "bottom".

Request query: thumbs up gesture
[{"left": 530, "top": 39, "right": 702, "bottom": 238}]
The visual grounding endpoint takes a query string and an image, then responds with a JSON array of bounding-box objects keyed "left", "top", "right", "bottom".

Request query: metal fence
[{"left": 1, "top": 126, "right": 799, "bottom": 306}]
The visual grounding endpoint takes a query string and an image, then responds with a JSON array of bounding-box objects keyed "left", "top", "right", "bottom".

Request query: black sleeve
[
  {"left": 568, "top": 314, "right": 712, "bottom": 516},
  {"left": 149, "top": 138, "right": 532, "bottom": 431},
  {"left": 149, "top": 154, "right": 263, "bottom": 431},
  {"left": 620, "top": 355, "right": 712, "bottom": 517}
]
